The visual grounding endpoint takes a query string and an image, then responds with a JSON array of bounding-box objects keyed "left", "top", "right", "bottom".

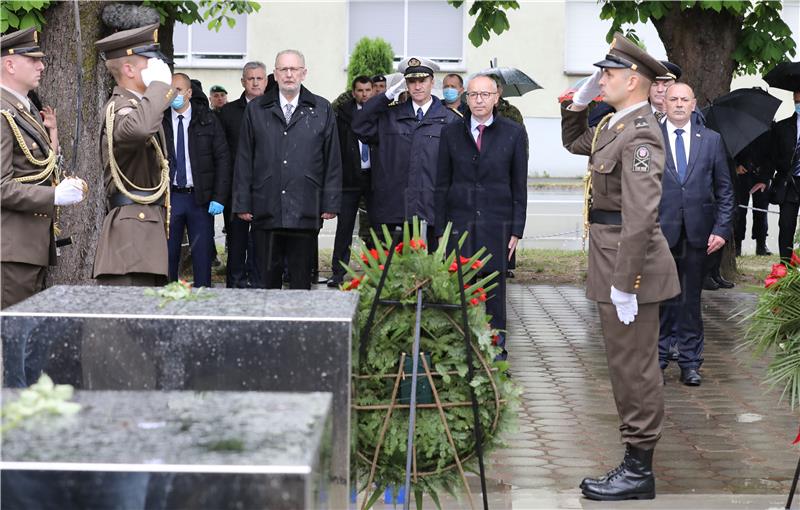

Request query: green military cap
[
  {"left": 398, "top": 56, "right": 439, "bottom": 78},
  {"left": 1, "top": 28, "right": 45, "bottom": 58},
  {"left": 95, "top": 23, "right": 169, "bottom": 62},
  {"left": 593, "top": 32, "right": 668, "bottom": 81},
  {"left": 210, "top": 85, "right": 227, "bottom": 94}
]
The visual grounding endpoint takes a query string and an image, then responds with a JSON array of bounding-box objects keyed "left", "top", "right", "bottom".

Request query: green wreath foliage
[{"left": 345, "top": 219, "right": 520, "bottom": 508}]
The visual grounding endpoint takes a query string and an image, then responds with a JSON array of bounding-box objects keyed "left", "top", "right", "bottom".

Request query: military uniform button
[{"left": 138, "top": 212, "right": 145, "bottom": 219}]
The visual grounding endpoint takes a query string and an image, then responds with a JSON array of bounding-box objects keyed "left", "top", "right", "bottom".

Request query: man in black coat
[
  {"left": 328, "top": 75, "right": 373, "bottom": 287},
  {"left": 352, "top": 57, "right": 460, "bottom": 246},
  {"left": 764, "top": 90, "right": 800, "bottom": 262},
  {"left": 162, "top": 73, "right": 230, "bottom": 287},
  {"left": 435, "top": 74, "right": 528, "bottom": 360},
  {"left": 657, "top": 83, "right": 734, "bottom": 386},
  {"left": 218, "top": 62, "right": 275, "bottom": 287},
  {"left": 232, "top": 49, "right": 341, "bottom": 290}
]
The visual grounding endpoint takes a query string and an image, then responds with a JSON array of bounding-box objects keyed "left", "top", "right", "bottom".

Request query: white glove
[
  {"left": 385, "top": 79, "right": 407, "bottom": 101},
  {"left": 141, "top": 58, "right": 172, "bottom": 87},
  {"left": 573, "top": 68, "right": 603, "bottom": 107},
  {"left": 610, "top": 285, "right": 638, "bottom": 325},
  {"left": 54, "top": 177, "right": 85, "bottom": 206}
]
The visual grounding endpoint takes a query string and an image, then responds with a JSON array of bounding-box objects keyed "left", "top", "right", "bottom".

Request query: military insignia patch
[
  {"left": 408, "top": 58, "right": 421, "bottom": 67},
  {"left": 633, "top": 145, "right": 651, "bottom": 172},
  {"left": 634, "top": 117, "right": 648, "bottom": 129}
]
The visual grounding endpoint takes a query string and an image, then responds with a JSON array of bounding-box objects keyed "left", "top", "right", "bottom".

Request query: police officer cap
[
  {"left": 371, "top": 74, "right": 387, "bottom": 83},
  {"left": 210, "top": 85, "right": 227, "bottom": 94},
  {"left": 1, "top": 28, "right": 45, "bottom": 58},
  {"left": 398, "top": 57, "right": 439, "bottom": 79},
  {"left": 656, "top": 61, "right": 682, "bottom": 81},
  {"left": 593, "top": 33, "right": 668, "bottom": 81},
  {"left": 95, "top": 23, "right": 170, "bottom": 63}
]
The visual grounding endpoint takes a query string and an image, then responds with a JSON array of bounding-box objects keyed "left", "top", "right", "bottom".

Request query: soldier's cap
[
  {"left": 210, "top": 85, "right": 227, "bottom": 94},
  {"left": 1, "top": 28, "right": 45, "bottom": 58},
  {"left": 398, "top": 56, "right": 439, "bottom": 79},
  {"left": 656, "top": 60, "right": 682, "bottom": 81},
  {"left": 371, "top": 74, "right": 386, "bottom": 83},
  {"left": 593, "top": 33, "right": 668, "bottom": 81},
  {"left": 95, "top": 23, "right": 170, "bottom": 63}
]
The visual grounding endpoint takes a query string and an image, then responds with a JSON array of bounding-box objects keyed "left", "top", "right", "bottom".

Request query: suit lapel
[{"left": 1, "top": 90, "right": 51, "bottom": 155}]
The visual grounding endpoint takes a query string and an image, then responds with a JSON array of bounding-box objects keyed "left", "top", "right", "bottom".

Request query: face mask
[
  {"left": 795, "top": 103, "right": 800, "bottom": 115},
  {"left": 171, "top": 93, "right": 185, "bottom": 110},
  {"left": 442, "top": 87, "right": 459, "bottom": 103}
]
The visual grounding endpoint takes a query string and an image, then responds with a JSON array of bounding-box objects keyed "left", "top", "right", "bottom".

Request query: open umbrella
[
  {"left": 701, "top": 87, "right": 781, "bottom": 158},
  {"left": 476, "top": 66, "right": 542, "bottom": 97},
  {"left": 763, "top": 61, "right": 800, "bottom": 92}
]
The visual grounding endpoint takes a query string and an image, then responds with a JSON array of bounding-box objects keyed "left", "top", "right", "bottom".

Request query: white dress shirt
[
  {"left": 279, "top": 93, "right": 299, "bottom": 117},
  {"left": 470, "top": 114, "right": 494, "bottom": 144},
  {"left": 607, "top": 100, "right": 649, "bottom": 130},
  {"left": 664, "top": 119, "right": 692, "bottom": 170},
  {"left": 411, "top": 98, "right": 433, "bottom": 118},
  {"left": 357, "top": 104, "right": 370, "bottom": 169},
  {"left": 171, "top": 104, "right": 193, "bottom": 187}
]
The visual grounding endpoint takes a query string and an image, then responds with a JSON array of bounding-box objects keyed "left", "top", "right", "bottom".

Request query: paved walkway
[{"left": 364, "top": 284, "right": 798, "bottom": 509}]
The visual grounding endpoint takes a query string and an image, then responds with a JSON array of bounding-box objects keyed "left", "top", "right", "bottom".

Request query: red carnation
[
  {"left": 471, "top": 260, "right": 482, "bottom": 270},
  {"left": 395, "top": 242, "right": 404, "bottom": 254},
  {"left": 470, "top": 298, "right": 479, "bottom": 306},
  {"left": 479, "top": 293, "right": 487, "bottom": 302},
  {"left": 449, "top": 262, "right": 458, "bottom": 272},
  {"left": 379, "top": 264, "right": 385, "bottom": 270},
  {"left": 793, "top": 425, "right": 800, "bottom": 445},
  {"left": 459, "top": 256, "right": 471, "bottom": 264},
  {"left": 492, "top": 335, "right": 501, "bottom": 346},
  {"left": 791, "top": 252, "right": 800, "bottom": 267},
  {"left": 765, "top": 276, "right": 780, "bottom": 289},
  {"left": 409, "top": 239, "right": 418, "bottom": 249},
  {"left": 769, "top": 263, "right": 788, "bottom": 279},
  {"left": 346, "top": 277, "right": 361, "bottom": 290}
]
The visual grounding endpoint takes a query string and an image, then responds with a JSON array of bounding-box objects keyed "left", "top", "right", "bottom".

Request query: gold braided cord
[
  {"left": 582, "top": 112, "right": 614, "bottom": 249},
  {"left": 1, "top": 110, "right": 57, "bottom": 185},
  {"left": 104, "top": 102, "right": 171, "bottom": 237}
]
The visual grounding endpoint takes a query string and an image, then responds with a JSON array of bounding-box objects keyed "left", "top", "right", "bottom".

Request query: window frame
[{"left": 172, "top": 16, "right": 248, "bottom": 69}]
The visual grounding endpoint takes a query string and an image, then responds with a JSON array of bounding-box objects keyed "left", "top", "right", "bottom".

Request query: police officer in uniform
[
  {"left": 561, "top": 33, "right": 680, "bottom": 500},
  {"left": 1, "top": 28, "right": 86, "bottom": 308},
  {"left": 93, "top": 24, "right": 176, "bottom": 286}
]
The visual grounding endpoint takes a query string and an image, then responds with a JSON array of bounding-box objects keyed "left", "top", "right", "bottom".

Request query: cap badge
[{"left": 408, "top": 58, "right": 420, "bottom": 67}]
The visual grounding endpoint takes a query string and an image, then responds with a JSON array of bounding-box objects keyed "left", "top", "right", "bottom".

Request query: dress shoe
[
  {"left": 326, "top": 276, "right": 343, "bottom": 288},
  {"left": 756, "top": 242, "right": 772, "bottom": 256},
  {"left": 581, "top": 445, "right": 655, "bottom": 500},
  {"left": 713, "top": 274, "right": 735, "bottom": 289},
  {"left": 679, "top": 367, "right": 702, "bottom": 386},
  {"left": 702, "top": 275, "right": 719, "bottom": 291}
]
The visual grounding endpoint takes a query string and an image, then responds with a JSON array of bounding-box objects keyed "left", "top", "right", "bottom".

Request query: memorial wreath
[{"left": 343, "top": 219, "right": 519, "bottom": 508}]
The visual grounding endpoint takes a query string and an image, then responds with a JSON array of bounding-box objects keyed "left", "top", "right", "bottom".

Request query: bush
[{"left": 347, "top": 37, "right": 394, "bottom": 89}]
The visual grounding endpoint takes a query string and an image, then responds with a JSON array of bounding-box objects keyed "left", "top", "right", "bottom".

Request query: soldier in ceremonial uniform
[
  {"left": 1, "top": 28, "right": 86, "bottom": 308},
  {"left": 561, "top": 34, "right": 680, "bottom": 501},
  {"left": 93, "top": 23, "right": 176, "bottom": 286}
]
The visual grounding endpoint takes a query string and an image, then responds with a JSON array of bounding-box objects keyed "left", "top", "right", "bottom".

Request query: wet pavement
[{"left": 361, "top": 284, "right": 798, "bottom": 509}]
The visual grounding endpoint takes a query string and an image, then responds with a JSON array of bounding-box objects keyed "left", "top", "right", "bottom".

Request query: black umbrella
[
  {"left": 701, "top": 87, "right": 781, "bottom": 158},
  {"left": 475, "top": 66, "right": 542, "bottom": 97},
  {"left": 763, "top": 61, "right": 800, "bottom": 92}
]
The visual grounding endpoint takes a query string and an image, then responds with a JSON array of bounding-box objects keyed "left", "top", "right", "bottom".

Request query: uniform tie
[
  {"left": 175, "top": 114, "right": 187, "bottom": 187},
  {"left": 674, "top": 128, "right": 687, "bottom": 182},
  {"left": 476, "top": 124, "right": 486, "bottom": 151},
  {"left": 284, "top": 103, "right": 294, "bottom": 125},
  {"left": 416, "top": 107, "right": 423, "bottom": 122}
]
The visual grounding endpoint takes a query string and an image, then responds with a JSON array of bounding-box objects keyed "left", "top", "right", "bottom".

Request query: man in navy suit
[{"left": 658, "top": 83, "right": 734, "bottom": 386}]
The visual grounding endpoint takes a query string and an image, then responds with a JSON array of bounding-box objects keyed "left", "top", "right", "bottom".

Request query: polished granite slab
[
  {"left": 0, "top": 390, "right": 332, "bottom": 509},
  {"left": 1, "top": 285, "right": 358, "bottom": 508}
]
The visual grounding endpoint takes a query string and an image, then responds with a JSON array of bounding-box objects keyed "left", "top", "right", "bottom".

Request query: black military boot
[
  {"left": 756, "top": 241, "right": 772, "bottom": 256},
  {"left": 581, "top": 445, "right": 655, "bottom": 501},
  {"left": 579, "top": 443, "right": 631, "bottom": 490}
]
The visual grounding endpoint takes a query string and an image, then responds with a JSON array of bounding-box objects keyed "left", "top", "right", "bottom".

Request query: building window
[
  {"left": 173, "top": 14, "right": 247, "bottom": 68},
  {"left": 348, "top": 0, "right": 464, "bottom": 66}
]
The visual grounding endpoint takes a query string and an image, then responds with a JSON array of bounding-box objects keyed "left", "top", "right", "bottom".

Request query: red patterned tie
[{"left": 476, "top": 124, "right": 486, "bottom": 151}]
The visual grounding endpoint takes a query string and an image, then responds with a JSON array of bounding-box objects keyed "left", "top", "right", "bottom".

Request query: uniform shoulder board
[
  {"left": 450, "top": 108, "right": 464, "bottom": 118},
  {"left": 634, "top": 117, "right": 648, "bottom": 129},
  {"left": 116, "top": 107, "right": 133, "bottom": 116}
]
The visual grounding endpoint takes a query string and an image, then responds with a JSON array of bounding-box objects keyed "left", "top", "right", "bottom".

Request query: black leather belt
[
  {"left": 109, "top": 190, "right": 165, "bottom": 209},
  {"left": 589, "top": 209, "right": 622, "bottom": 225},
  {"left": 171, "top": 186, "right": 194, "bottom": 193}
]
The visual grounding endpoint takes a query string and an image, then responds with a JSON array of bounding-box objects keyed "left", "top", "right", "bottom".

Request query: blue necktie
[
  {"left": 416, "top": 107, "right": 423, "bottom": 122},
  {"left": 175, "top": 114, "right": 187, "bottom": 187},
  {"left": 674, "top": 128, "right": 687, "bottom": 182},
  {"left": 360, "top": 142, "right": 369, "bottom": 163}
]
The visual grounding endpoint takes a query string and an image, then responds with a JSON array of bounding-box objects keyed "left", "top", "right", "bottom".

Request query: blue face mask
[
  {"left": 171, "top": 93, "right": 185, "bottom": 110},
  {"left": 442, "top": 87, "right": 459, "bottom": 103},
  {"left": 795, "top": 103, "right": 800, "bottom": 115}
]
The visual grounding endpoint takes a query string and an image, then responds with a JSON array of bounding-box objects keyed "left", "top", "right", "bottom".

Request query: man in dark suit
[
  {"left": 233, "top": 49, "right": 341, "bottom": 290},
  {"left": 328, "top": 75, "right": 373, "bottom": 287},
  {"left": 658, "top": 83, "right": 734, "bottom": 386},
  {"left": 435, "top": 74, "right": 528, "bottom": 360},
  {"left": 162, "top": 73, "right": 230, "bottom": 287},
  {"left": 218, "top": 62, "right": 273, "bottom": 287},
  {"left": 764, "top": 90, "right": 800, "bottom": 262}
]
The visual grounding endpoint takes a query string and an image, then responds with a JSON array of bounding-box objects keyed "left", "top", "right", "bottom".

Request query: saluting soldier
[
  {"left": 561, "top": 33, "right": 680, "bottom": 501},
  {"left": 93, "top": 24, "right": 175, "bottom": 286},
  {"left": 0, "top": 28, "right": 86, "bottom": 308}
]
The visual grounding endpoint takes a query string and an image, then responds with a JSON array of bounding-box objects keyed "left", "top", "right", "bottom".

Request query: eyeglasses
[
  {"left": 276, "top": 66, "right": 305, "bottom": 75},
  {"left": 466, "top": 91, "right": 498, "bottom": 100}
]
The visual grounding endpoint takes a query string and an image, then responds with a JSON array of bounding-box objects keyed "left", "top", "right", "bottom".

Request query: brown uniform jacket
[
  {"left": 0, "top": 88, "right": 56, "bottom": 267},
  {"left": 562, "top": 102, "right": 679, "bottom": 304},
  {"left": 92, "top": 82, "right": 174, "bottom": 278}
]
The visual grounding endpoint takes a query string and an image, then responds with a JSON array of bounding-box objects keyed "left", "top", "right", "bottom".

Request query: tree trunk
[
  {"left": 38, "top": 1, "right": 114, "bottom": 285},
  {"left": 652, "top": 6, "right": 744, "bottom": 280}
]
